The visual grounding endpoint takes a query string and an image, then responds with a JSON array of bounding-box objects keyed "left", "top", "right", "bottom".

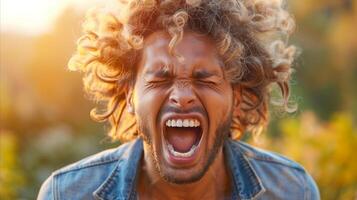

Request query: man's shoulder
[
  {"left": 231, "top": 140, "right": 304, "bottom": 170},
  {"left": 227, "top": 140, "right": 320, "bottom": 199},
  {"left": 53, "top": 140, "right": 133, "bottom": 176},
  {"left": 37, "top": 140, "right": 139, "bottom": 200}
]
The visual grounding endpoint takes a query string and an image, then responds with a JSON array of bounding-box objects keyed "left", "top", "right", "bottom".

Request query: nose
[{"left": 169, "top": 82, "right": 196, "bottom": 109}]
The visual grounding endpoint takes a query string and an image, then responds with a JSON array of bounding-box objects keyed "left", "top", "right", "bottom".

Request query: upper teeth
[{"left": 166, "top": 119, "right": 200, "bottom": 127}]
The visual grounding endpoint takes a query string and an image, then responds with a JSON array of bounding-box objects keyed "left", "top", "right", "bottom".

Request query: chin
[{"left": 157, "top": 151, "right": 211, "bottom": 184}]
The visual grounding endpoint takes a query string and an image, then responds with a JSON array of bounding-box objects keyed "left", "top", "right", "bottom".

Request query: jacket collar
[
  {"left": 93, "top": 139, "right": 143, "bottom": 200},
  {"left": 225, "top": 139, "right": 266, "bottom": 200},
  {"left": 93, "top": 138, "right": 265, "bottom": 200}
]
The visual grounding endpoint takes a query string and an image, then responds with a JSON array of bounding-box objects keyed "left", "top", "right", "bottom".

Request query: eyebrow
[
  {"left": 145, "top": 66, "right": 171, "bottom": 78},
  {"left": 193, "top": 70, "right": 219, "bottom": 79}
]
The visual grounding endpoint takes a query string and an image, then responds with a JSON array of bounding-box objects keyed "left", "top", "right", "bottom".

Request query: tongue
[{"left": 167, "top": 127, "right": 198, "bottom": 153}]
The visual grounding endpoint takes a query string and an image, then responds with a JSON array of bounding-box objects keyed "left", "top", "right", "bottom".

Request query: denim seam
[
  {"left": 94, "top": 157, "right": 139, "bottom": 200},
  {"left": 54, "top": 158, "right": 120, "bottom": 176},
  {"left": 230, "top": 141, "right": 265, "bottom": 200},
  {"left": 94, "top": 139, "right": 143, "bottom": 200},
  {"left": 93, "top": 193, "right": 104, "bottom": 200},
  {"left": 96, "top": 164, "right": 122, "bottom": 199},
  {"left": 245, "top": 156, "right": 304, "bottom": 171},
  {"left": 53, "top": 173, "right": 59, "bottom": 200},
  {"left": 96, "top": 165, "right": 135, "bottom": 200},
  {"left": 239, "top": 157, "right": 258, "bottom": 196},
  {"left": 237, "top": 142, "right": 302, "bottom": 169},
  {"left": 241, "top": 154, "right": 266, "bottom": 200}
]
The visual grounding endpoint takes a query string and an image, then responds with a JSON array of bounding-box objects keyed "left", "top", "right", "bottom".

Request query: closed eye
[
  {"left": 193, "top": 69, "right": 222, "bottom": 85},
  {"left": 145, "top": 79, "right": 172, "bottom": 88},
  {"left": 197, "top": 79, "right": 217, "bottom": 85},
  {"left": 144, "top": 68, "right": 172, "bottom": 86},
  {"left": 148, "top": 79, "right": 169, "bottom": 84}
]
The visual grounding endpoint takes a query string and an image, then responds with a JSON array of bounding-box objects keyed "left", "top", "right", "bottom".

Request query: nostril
[
  {"left": 169, "top": 96, "right": 178, "bottom": 104},
  {"left": 187, "top": 99, "right": 194, "bottom": 105},
  {"left": 169, "top": 95, "right": 196, "bottom": 107},
  {"left": 169, "top": 85, "right": 197, "bottom": 107}
]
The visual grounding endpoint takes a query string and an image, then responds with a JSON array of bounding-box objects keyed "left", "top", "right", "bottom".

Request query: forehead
[
  {"left": 139, "top": 30, "right": 223, "bottom": 72},
  {"left": 144, "top": 30, "right": 217, "bottom": 55}
]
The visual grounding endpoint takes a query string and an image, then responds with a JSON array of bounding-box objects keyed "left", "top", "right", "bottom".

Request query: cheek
[
  {"left": 133, "top": 84, "right": 168, "bottom": 130},
  {"left": 198, "top": 86, "right": 233, "bottom": 127}
]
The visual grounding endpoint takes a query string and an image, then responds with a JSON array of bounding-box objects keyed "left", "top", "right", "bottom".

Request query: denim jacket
[{"left": 38, "top": 138, "right": 320, "bottom": 200}]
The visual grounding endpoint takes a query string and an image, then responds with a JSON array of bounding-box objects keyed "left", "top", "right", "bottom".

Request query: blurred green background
[{"left": 0, "top": 0, "right": 356, "bottom": 199}]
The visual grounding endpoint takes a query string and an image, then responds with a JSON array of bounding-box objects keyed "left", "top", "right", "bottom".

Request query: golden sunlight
[{"left": 0, "top": 0, "right": 100, "bottom": 35}]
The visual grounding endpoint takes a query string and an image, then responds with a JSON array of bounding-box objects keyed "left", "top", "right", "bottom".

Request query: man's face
[{"left": 132, "top": 30, "right": 234, "bottom": 184}]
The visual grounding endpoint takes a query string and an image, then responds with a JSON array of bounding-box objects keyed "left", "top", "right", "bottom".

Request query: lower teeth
[{"left": 167, "top": 143, "right": 197, "bottom": 157}]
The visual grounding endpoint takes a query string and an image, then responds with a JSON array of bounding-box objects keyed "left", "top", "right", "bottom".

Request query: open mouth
[{"left": 163, "top": 118, "right": 203, "bottom": 162}]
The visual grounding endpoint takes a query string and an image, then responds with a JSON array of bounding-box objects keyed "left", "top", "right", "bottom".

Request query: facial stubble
[{"left": 138, "top": 114, "right": 232, "bottom": 184}]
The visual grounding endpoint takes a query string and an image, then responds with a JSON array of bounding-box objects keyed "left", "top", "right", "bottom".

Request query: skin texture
[{"left": 130, "top": 30, "right": 238, "bottom": 199}]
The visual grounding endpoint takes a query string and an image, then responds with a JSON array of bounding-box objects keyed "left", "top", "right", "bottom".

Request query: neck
[{"left": 137, "top": 145, "right": 232, "bottom": 199}]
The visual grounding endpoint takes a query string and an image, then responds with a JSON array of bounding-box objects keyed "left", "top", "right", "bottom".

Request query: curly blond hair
[{"left": 68, "top": 0, "right": 297, "bottom": 142}]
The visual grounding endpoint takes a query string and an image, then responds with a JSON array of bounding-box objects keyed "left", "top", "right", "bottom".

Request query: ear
[{"left": 126, "top": 87, "right": 135, "bottom": 114}]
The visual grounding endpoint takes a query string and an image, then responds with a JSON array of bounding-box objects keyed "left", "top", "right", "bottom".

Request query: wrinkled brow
[
  {"left": 193, "top": 70, "right": 215, "bottom": 79},
  {"left": 193, "top": 67, "right": 224, "bottom": 79},
  {"left": 144, "top": 64, "right": 171, "bottom": 78}
]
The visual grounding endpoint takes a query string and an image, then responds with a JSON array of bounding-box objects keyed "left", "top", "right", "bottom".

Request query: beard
[{"left": 138, "top": 113, "right": 232, "bottom": 184}]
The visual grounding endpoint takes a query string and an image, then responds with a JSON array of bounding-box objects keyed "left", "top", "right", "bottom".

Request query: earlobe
[{"left": 126, "top": 89, "right": 135, "bottom": 114}]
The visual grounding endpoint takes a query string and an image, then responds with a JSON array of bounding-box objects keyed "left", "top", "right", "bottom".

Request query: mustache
[{"left": 158, "top": 106, "right": 206, "bottom": 117}]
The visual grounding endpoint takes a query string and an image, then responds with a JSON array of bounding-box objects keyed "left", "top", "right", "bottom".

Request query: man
[{"left": 38, "top": 0, "right": 320, "bottom": 199}]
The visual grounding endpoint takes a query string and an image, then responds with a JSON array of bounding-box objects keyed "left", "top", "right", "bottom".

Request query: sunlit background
[{"left": 1, "top": 0, "right": 356, "bottom": 199}]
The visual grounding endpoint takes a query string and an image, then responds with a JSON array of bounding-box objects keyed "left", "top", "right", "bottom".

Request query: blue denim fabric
[{"left": 37, "top": 138, "right": 320, "bottom": 200}]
